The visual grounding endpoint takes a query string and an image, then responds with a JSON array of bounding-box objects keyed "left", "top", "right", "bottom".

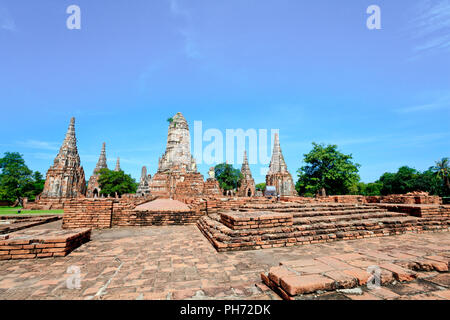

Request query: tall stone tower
[
  {"left": 87, "top": 142, "right": 108, "bottom": 198},
  {"left": 150, "top": 112, "right": 204, "bottom": 197},
  {"left": 157, "top": 112, "right": 198, "bottom": 173},
  {"left": 237, "top": 151, "right": 256, "bottom": 197},
  {"left": 41, "top": 117, "right": 87, "bottom": 198},
  {"left": 265, "top": 133, "right": 297, "bottom": 196}
]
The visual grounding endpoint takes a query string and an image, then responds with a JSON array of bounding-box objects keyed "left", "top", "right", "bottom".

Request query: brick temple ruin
[
  {"left": 2, "top": 112, "right": 448, "bottom": 302},
  {"left": 266, "top": 133, "right": 296, "bottom": 197},
  {"left": 86, "top": 142, "right": 108, "bottom": 198},
  {"left": 18, "top": 113, "right": 449, "bottom": 259},
  {"left": 34, "top": 118, "right": 87, "bottom": 209}
]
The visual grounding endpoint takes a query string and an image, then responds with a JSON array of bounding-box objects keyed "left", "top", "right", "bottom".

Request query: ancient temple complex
[
  {"left": 40, "top": 117, "right": 87, "bottom": 199},
  {"left": 87, "top": 143, "right": 108, "bottom": 198},
  {"left": 14, "top": 113, "right": 449, "bottom": 303},
  {"left": 237, "top": 151, "right": 256, "bottom": 197},
  {"left": 265, "top": 133, "right": 297, "bottom": 196},
  {"left": 149, "top": 112, "right": 205, "bottom": 197}
]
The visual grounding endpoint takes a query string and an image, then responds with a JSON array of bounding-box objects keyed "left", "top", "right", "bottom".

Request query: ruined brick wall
[
  {"left": 112, "top": 195, "right": 206, "bottom": 226},
  {"left": 23, "top": 198, "right": 70, "bottom": 210},
  {"left": 111, "top": 195, "right": 156, "bottom": 226},
  {"left": 325, "top": 195, "right": 367, "bottom": 204},
  {"left": 0, "top": 229, "right": 91, "bottom": 260},
  {"left": 174, "top": 196, "right": 207, "bottom": 214},
  {"left": 62, "top": 195, "right": 208, "bottom": 229},
  {"left": 62, "top": 199, "right": 114, "bottom": 229},
  {"left": 203, "top": 179, "right": 222, "bottom": 196},
  {"left": 379, "top": 194, "right": 441, "bottom": 205},
  {"left": 174, "top": 173, "right": 205, "bottom": 197},
  {"left": 150, "top": 172, "right": 205, "bottom": 198},
  {"left": 280, "top": 196, "right": 328, "bottom": 204},
  {"left": 376, "top": 204, "right": 450, "bottom": 218},
  {"left": 205, "top": 197, "right": 276, "bottom": 214},
  {"left": 283, "top": 194, "right": 442, "bottom": 205},
  {"left": 116, "top": 209, "right": 204, "bottom": 226}
]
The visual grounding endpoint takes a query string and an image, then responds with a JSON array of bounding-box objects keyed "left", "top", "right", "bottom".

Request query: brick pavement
[{"left": 0, "top": 221, "right": 448, "bottom": 300}]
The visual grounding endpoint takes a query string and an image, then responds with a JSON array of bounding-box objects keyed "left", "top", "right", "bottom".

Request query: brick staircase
[{"left": 197, "top": 203, "right": 449, "bottom": 252}]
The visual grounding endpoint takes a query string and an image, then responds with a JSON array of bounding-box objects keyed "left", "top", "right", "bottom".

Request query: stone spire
[
  {"left": 114, "top": 157, "right": 121, "bottom": 172},
  {"left": 268, "top": 133, "right": 288, "bottom": 174},
  {"left": 266, "top": 133, "right": 297, "bottom": 196},
  {"left": 41, "top": 117, "right": 87, "bottom": 198},
  {"left": 87, "top": 143, "right": 108, "bottom": 198},
  {"left": 52, "top": 117, "right": 78, "bottom": 168},
  {"left": 238, "top": 151, "right": 256, "bottom": 197},
  {"left": 241, "top": 151, "right": 253, "bottom": 180},
  {"left": 141, "top": 166, "right": 148, "bottom": 179},
  {"left": 94, "top": 142, "right": 108, "bottom": 174},
  {"left": 136, "top": 166, "right": 151, "bottom": 196},
  {"left": 62, "top": 117, "right": 76, "bottom": 151},
  {"left": 158, "top": 112, "right": 197, "bottom": 173}
]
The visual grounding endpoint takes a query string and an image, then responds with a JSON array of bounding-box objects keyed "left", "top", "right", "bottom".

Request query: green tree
[
  {"left": 379, "top": 166, "right": 420, "bottom": 195},
  {"left": 432, "top": 158, "right": 450, "bottom": 196},
  {"left": 416, "top": 169, "right": 445, "bottom": 196},
  {"left": 296, "top": 143, "right": 360, "bottom": 196},
  {"left": 97, "top": 169, "right": 138, "bottom": 197},
  {"left": 357, "top": 182, "right": 382, "bottom": 196},
  {"left": 214, "top": 163, "right": 243, "bottom": 191},
  {"left": 255, "top": 183, "right": 266, "bottom": 192},
  {"left": 0, "top": 152, "right": 36, "bottom": 204}
]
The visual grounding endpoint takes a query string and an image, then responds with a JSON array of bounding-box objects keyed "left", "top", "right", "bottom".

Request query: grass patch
[{"left": 0, "top": 206, "right": 63, "bottom": 215}]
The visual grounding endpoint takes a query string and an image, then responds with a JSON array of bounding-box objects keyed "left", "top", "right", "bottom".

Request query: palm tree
[{"left": 433, "top": 158, "right": 450, "bottom": 194}]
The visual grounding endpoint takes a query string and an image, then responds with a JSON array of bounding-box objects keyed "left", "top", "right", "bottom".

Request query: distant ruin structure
[
  {"left": 265, "top": 133, "right": 297, "bottom": 196},
  {"left": 87, "top": 143, "right": 108, "bottom": 198},
  {"left": 136, "top": 166, "right": 151, "bottom": 196},
  {"left": 237, "top": 151, "right": 256, "bottom": 197},
  {"left": 40, "top": 117, "right": 87, "bottom": 199}
]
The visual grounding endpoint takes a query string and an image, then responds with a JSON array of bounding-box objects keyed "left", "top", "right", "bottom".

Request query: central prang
[
  {"left": 158, "top": 112, "right": 198, "bottom": 174},
  {"left": 144, "top": 112, "right": 215, "bottom": 198}
]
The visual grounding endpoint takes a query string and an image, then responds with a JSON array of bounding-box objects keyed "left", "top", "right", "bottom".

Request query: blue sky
[{"left": 0, "top": 0, "right": 449, "bottom": 184}]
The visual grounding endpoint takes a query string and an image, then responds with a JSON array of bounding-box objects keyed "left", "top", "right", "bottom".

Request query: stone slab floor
[{"left": 0, "top": 221, "right": 449, "bottom": 300}]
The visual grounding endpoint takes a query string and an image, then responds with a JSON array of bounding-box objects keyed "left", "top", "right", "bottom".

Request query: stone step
[
  {"left": 239, "top": 204, "right": 375, "bottom": 212},
  {"left": 197, "top": 214, "right": 448, "bottom": 252},
  {"left": 199, "top": 218, "right": 444, "bottom": 253},
  {"left": 203, "top": 213, "right": 448, "bottom": 238},
  {"left": 198, "top": 208, "right": 449, "bottom": 252},
  {"left": 239, "top": 207, "right": 390, "bottom": 216},
  {"left": 293, "top": 212, "right": 407, "bottom": 225},
  {"left": 290, "top": 208, "right": 390, "bottom": 218}
]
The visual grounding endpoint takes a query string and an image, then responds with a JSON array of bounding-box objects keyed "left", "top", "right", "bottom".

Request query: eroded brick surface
[{"left": 0, "top": 221, "right": 448, "bottom": 300}]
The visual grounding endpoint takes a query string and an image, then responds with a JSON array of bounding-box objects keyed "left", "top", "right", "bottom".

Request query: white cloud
[
  {"left": 396, "top": 94, "right": 450, "bottom": 113},
  {"left": 15, "top": 140, "right": 60, "bottom": 151},
  {"left": 406, "top": 0, "right": 450, "bottom": 57},
  {"left": 167, "top": 0, "right": 202, "bottom": 59},
  {"left": 0, "top": 7, "right": 16, "bottom": 32}
]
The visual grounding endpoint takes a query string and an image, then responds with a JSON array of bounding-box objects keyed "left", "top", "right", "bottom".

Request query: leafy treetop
[
  {"left": 0, "top": 152, "right": 44, "bottom": 204},
  {"left": 97, "top": 168, "right": 138, "bottom": 197},
  {"left": 214, "top": 163, "right": 243, "bottom": 191},
  {"left": 296, "top": 143, "right": 360, "bottom": 196}
]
